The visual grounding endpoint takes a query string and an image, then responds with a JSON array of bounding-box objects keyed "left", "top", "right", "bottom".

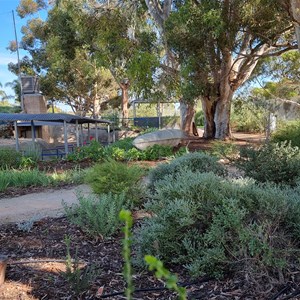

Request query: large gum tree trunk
[
  {"left": 214, "top": 81, "right": 233, "bottom": 139},
  {"left": 180, "top": 102, "right": 196, "bottom": 136},
  {"left": 201, "top": 97, "right": 216, "bottom": 139},
  {"left": 202, "top": 53, "right": 233, "bottom": 140}
]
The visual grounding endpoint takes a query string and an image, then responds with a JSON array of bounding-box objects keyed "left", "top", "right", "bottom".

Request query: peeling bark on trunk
[
  {"left": 214, "top": 64, "right": 233, "bottom": 139},
  {"left": 214, "top": 93, "right": 232, "bottom": 140},
  {"left": 180, "top": 102, "right": 196, "bottom": 136},
  {"left": 201, "top": 97, "right": 217, "bottom": 139},
  {"left": 120, "top": 79, "right": 130, "bottom": 127}
]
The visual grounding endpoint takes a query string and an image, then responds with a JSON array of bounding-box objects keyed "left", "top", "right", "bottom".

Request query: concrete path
[{"left": 0, "top": 184, "right": 92, "bottom": 225}]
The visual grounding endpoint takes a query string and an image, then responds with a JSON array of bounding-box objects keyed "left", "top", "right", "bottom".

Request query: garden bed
[{"left": 0, "top": 216, "right": 299, "bottom": 299}]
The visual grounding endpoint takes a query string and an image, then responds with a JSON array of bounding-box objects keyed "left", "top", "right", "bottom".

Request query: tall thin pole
[{"left": 12, "top": 10, "right": 24, "bottom": 111}]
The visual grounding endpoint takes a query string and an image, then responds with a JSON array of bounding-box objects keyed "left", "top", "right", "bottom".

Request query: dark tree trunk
[
  {"left": 180, "top": 102, "right": 196, "bottom": 136},
  {"left": 202, "top": 53, "right": 233, "bottom": 140},
  {"left": 201, "top": 97, "right": 216, "bottom": 139}
]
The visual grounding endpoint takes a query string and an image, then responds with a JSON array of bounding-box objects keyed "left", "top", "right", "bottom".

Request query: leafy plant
[
  {"left": 119, "top": 210, "right": 187, "bottom": 300},
  {"left": 148, "top": 151, "right": 227, "bottom": 188},
  {"left": 110, "top": 137, "right": 135, "bottom": 150},
  {"left": 143, "top": 144, "right": 174, "bottom": 161},
  {"left": 85, "top": 160, "right": 145, "bottom": 207},
  {"left": 67, "top": 141, "right": 107, "bottom": 162},
  {"left": 145, "top": 256, "right": 187, "bottom": 300},
  {"left": 236, "top": 141, "right": 300, "bottom": 186},
  {"left": 119, "top": 210, "right": 134, "bottom": 300},
  {"left": 271, "top": 120, "right": 300, "bottom": 147}
]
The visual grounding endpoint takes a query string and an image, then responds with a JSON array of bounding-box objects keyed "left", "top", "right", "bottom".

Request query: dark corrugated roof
[{"left": 0, "top": 113, "right": 111, "bottom": 124}]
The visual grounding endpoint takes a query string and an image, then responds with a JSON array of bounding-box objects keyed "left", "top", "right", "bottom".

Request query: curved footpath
[{"left": 0, "top": 184, "right": 92, "bottom": 225}]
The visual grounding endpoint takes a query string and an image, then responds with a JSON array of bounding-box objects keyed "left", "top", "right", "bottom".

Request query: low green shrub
[
  {"left": 236, "top": 141, "right": 300, "bottom": 186},
  {"left": 148, "top": 151, "right": 227, "bottom": 188},
  {"left": 64, "top": 192, "right": 126, "bottom": 238},
  {"left": 135, "top": 170, "right": 300, "bottom": 280},
  {"left": 0, "top": 148, "right": 22, "bottom": 169},
  {"left": 67, "top": 141, "right": 107, "bottom": 162},
  {"left": 110, "top": 137, "right": 135, "bottom": 150},
  {"left": 143, "top": 144, "right": 174, "bottom": 161},
  {"left": 271, "top": 120, "right": 300, "bottom": 147},
  {"left": 85, "top": 160, "right": 145, "bottom": 207}
]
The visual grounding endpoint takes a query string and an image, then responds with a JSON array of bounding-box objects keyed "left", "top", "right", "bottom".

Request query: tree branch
[{"left": 145, "top": 0, "right": 164, "bottom": 29}]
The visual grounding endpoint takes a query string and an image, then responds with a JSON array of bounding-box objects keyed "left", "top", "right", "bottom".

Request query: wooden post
[
  {"left": 87, "top": 123, "right": 90, "bottom": 143},
  {"left": 80, "top": 124, "right": 84, "bottom": 146},
  {"left": 107, "top": 124, "right": 110, "bottom": 144},
  {"left": 14, "top": 121, "right": 19, "bottom": 152},
  {"left": 63, "top": 120, "right": 68, "bottom": 155},
  {"left": 31, "top": 120, "right": 35, "bottom": 143},
  {"left": 95, "top": 122, "right": 99, "bottom": 142},
  {"left": 0, "top": 255, "right": 8, "bottom": 285},
  {"left": 76, "top": 120, "right": 79, "bottom": 147}
]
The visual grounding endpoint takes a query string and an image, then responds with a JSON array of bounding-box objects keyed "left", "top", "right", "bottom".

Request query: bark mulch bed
[{"left": 0, "top": 216, "right": 300, "bottom": 300}]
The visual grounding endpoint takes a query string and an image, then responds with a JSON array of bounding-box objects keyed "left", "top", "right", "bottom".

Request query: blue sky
[
  {"left": 0, "top": 0, "right": 47, "bottom": 102},
  {"left": 0, "top": 0, "right": 21, "bottom": 99},
  {"left": 0, "top": 0, "right": 31, "bottom": 101}
]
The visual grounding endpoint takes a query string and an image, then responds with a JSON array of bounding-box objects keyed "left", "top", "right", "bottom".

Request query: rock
[{"left": 132, "top": 129, "right": 186, "bottom": 150}]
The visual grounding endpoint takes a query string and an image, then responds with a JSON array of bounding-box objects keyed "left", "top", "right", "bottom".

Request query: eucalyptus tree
[
  {"left": 0, "top": 83, "right": 7, "bottom": 101},
  {"left": 4, "top": 80, "right": 21, "bottom": 103},
  {"left": 74, "top": 0, "right": 160, "bottom": 125},
  {"left": 281, "top": 0, "right": 300, "bottom": 50},
  {"left": 162, "top": 0, "right": 297, "bottom": 139},
  {"left": 144, "top": 0, "right": 198, "bottom": 135},
  {"left": 9, "top": 0, "right": 119, "bottom": 117}
]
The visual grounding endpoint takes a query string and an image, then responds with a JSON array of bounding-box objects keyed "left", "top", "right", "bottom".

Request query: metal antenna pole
[{"left": 12, "top": 10, "right": 24, "bottom": 111}]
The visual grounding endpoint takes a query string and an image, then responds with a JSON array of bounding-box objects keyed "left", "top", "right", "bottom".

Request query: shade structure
[
  {"left": 0, "top": 113, "right": 111, "bottom": 125},
  {"left": 0, "top": 113, "right": 112, "bottom": 154}
]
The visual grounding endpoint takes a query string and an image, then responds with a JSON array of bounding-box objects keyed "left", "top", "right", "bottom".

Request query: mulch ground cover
[
  {"left": 1, "top": 216, "right": 300, "bottom": 299},
  {"left": 1, "top": 135, "right": 300, "bottom": 299}
]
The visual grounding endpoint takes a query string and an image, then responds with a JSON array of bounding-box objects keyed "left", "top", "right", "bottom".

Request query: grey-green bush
[
  {"left": 148, "top": 151, "right": 227, "bottom": 189},
  {"left": 63, "top": 192, "right": 126, "bottom": 238},
  {"left": 85, "top": 159, "right": 145, "bottom": 207},
  {"left": 236, "top": 141, "right": 300, "bottom": 186},
  {"left": 135, "top": 169, "right": 300, "bottom": 279}
]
